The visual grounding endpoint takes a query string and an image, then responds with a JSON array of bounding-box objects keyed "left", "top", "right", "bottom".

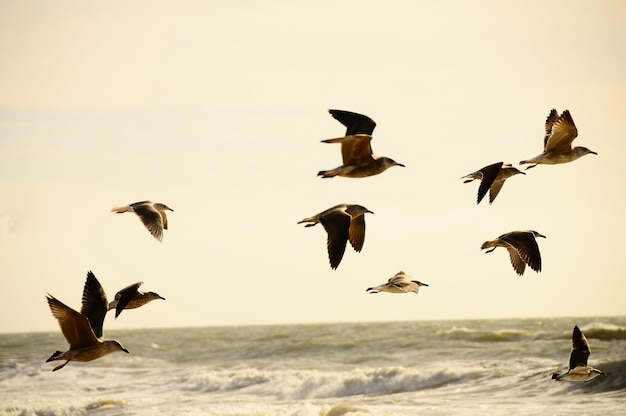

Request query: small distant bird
[
  {"left": 552, "top": 326, "right": 606, "bottom": 382},
  {"left": 519, "top": 109, "right": 597, "bottom": 169},
  {"left": 111, "top": 201, "right": 174, "bottom": 241},
  {"left": 298, "top": 203, "right": 373, "bottom": 269},
  {"left": 46, "top": 271, "right": 129, "bottom": 371},
  {"left": 461, "top": 162, "right": 525, "bottom": 204},
  {"left": 366, "top": 271, "right": 429, "bottom": 294},
  {"left": 481, "top": 230, "right": 546, "bottom": 276},
  {"left": 108, "top": 281, "right": 165, "bottom": 319},
  {"left": 317, "top": 110, "right": 405, "bottom": 178}
]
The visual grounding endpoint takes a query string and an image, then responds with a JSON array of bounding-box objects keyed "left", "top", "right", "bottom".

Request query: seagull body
[
  {"left": 481, "top": 230, "right": 546, "bottom": 276},
  {"left": 298, "top": 203, "right": 373, "bottom": 269},
  {"left": 111, "top": 200, "right": 174, "bottom": 241},
  {"left": 46, "top": 271, "right": 129, "bottom": 371},
  {"left": 318, "top": 110, "right": 404, "bottom": 178},
  {"left": 552, "top": 326, "right": 606, "bottom": 382},
  {"left": 519, "top": 109, "right": 597, "bottom": 169},
  {"left": 108, "top": 281, "right": 165, "bottom": 318},
  {"left": 461, "top": 162, "right": 526, "bottom": 204},
  {"left": 366, "top": 271, "right": 429, "bottom": 294}
]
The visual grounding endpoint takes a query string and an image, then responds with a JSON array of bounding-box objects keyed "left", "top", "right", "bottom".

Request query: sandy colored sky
[{"left": 1, "top": 0, "right": 625, "bottom": 334}]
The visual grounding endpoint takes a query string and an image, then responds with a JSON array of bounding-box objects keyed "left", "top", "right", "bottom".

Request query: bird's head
[{"left": 574, "top": 146, "right": 598, "bottom": 157}]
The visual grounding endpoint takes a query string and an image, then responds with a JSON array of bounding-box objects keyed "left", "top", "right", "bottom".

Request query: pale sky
[{"left": 1, "top": 1, "right": 626, "bottom": 334}]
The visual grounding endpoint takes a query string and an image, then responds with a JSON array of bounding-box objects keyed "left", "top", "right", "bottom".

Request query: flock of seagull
[{"left": 45, "top": 108, "right": 604, "bottom": 382}]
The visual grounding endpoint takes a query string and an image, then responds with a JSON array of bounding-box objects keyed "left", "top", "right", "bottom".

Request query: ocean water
[{"left": 1, "top": 317, "right": 625, "bottom": 416}]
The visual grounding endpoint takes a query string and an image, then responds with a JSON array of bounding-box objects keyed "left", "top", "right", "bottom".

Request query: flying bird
[
  {"left": 111, "top": 201, "right": 174, "bottom": 241},
  {"left": 108, "top": 281, "right": 165, "bottom": 319},
  {"left": 317, "top": 110, "right": 405, "bottom": 178},
  {"left": 298, "top": 203, "right": 373, "bottom": 269},
  {"left": 481, "top": 230, "right": 546, "bottom": 276},
  {"left": 461, "top": 162, "right": 525, "bottom": 204},
  {"left": 552, "top": 325, "right": 606, "bottom": 382},
  {"left": 366, "top": 271, "right": 429, "bottom": 294},
  {"left": 519, "top": 109, "right": 597, "bottom": 169},
  {"left": 46, "top": 271, "right": 129, "bottom": 371}
]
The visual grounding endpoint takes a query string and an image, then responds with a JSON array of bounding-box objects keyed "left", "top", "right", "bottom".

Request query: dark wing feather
[
  {"left": 489, "top": 180, "right": 505, "bottom": 204},
  {"left": 47, "top": 294, "right": 99, "bottom": 349},
  {"left": 543, "top": 109, "right": 559, "bottom": 149},
  {"left": 329, "top": 110, "right": 376, "bottom": 136},
  {"left": 476, "top": 162, "right": 503, "bottom": 204},
  {"left": 320, "top": 211, "right": 351, "bottom": 269},
  {"left": 348, "top": 214, "right": 366, "bottom": 252},
  {"left": 114, "top": 282, "right": 143, "bottom": 318},
  {"left": 133, "top": 203, "right": 164, "bottom": 241},
  {"left": 569, "top": 325, "right": 591, "bottom": 369},
  {"left": 500, "top": 232, "right": 542, "bottom": 273},
  {"left": 81, "top": 271, "right": 109, "bottom": 338},
  {"left": 545, "top": 110, "right": 578, "bottom": 152},
  {"left": 505, "top": 246, "right": 526, "bottom": 276}
]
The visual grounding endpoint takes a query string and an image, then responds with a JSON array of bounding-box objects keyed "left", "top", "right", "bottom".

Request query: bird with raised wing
[
  {"left": 317, "top": 110, "right": 405, "bottom": 178},
  {"left": 461, "top": 162, "right": 525, "bottom": 204},
  {"left": 366, "top": 271, "right": 429, "bottom": 294},
  {"left": 298, "top": 204, "right": 373, "bottom": 269},
  {"left": 481, "top": 230, "right": 546, "bottom": 276},
  {"left": 519, "top": 109, "right": 597, "bottom": 169},
  {"left": 111, "top": 200, "right": 174, "bottom": 241},
  {"left": 46, "top": 271, "right": 129, "bottom": 371},
  {"left": 552, "top": 325, "right": 606, "bottom": 382}
]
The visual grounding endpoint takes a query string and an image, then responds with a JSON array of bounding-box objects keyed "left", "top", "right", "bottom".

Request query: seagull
[
  {"left": 317, "top": 110, "right": 405, "bottom": 178},
  {"left": 108, "top": 281, "right": 165, "bottom": 318},
  {"left": 481, "top": 230, "right": 546, "bottom": 276},
  {"left": 46, "top": 271, "right": 129, "bottom": 371},
  {"left": 298, "top": 203, "right": 373, "bottom": 269},
  {"left": 552, "top": 325, "right": 606, "bottom": 382},
  {"left": 519, "top": 109, "right": 597, "bottom": 169},
  {"left": 111, "top": 201, "right": 174, "bottom": 241},
  {"left": 366, "top": 271, "right": 429, "bottom": 294},
  {"left": 461, "top": 162, "right": 526, "bottom": 204}
]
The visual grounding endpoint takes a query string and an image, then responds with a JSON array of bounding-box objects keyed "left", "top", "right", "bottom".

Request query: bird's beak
[
  {"left": 397, "top": 163, "right": 406, "bottom": 168},
  {"left": 538, "top": 233, "right": 547, "bottom": 238},
  {"left": 367, "top": 210, "right": 375, "bottom": 214},
  {"left": 160, "top": 296, "right": 166, "bottom": 300},
  {"left": 519, "top": 171, "right": 526, "bottom": 175},
  {"left": 122, "top": 348, "right": 130, "bottom": 353},
  {"left": 590, "top": 151, "right": 598, "bottom": 155}
]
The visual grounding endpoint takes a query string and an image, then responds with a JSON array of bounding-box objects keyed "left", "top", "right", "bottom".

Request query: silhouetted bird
[
  {"left": 298, "top": 204, "right": 373, "bottom": 269},
  {"left": 111, "top": 201, "right": 174, "bottom": 241},
  {"left": 552, "top": 325, "right": 606, "bottom": 382},
  {"left": 481, "top": 230, "right": 546, "bottom": 276},
  {"left": 318, "top": 110, "right": 404, "bottom": 178},
  {"left": 366, "top": 271, "right": 429, "bottom": 294},
  {"left": 461, "top": 161, "right": 525, "bottom": 204},
  {"left": 520, "top": 109, "right": 596, "bottom": 169},
  {"left": 46, "top": 271, "right": 129, "bottom": 371}
]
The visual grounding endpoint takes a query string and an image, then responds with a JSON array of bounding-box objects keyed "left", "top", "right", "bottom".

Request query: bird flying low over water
[
  {"left": 552, "top": 326, "right": 606, "bottom": 382},
  {"left": 108, "top": 281, "right": 165, "bottom": 319},
  {"left": 366, "top": 271, "right": 429, "bottom": 294},
  {"left": 111, "top": 201, "right": 174, "bottom": 241},
  {"left": 317, "top": 110, "right": 405, "bottom": 178},
  {"left": 46, "top": 271, "right": 129, "bottom": 371},
  {"left": 519, "top": 109, "right": 597, "bottom": 169},
  {"left": 461, "top": 162, "right": 525, "bottom": 204},
  {"left": 298, "top": 204, "right": 373, "bottom": 269},
  {"left": 481, "top": 230, "right": 546, "bottom": 276}
]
